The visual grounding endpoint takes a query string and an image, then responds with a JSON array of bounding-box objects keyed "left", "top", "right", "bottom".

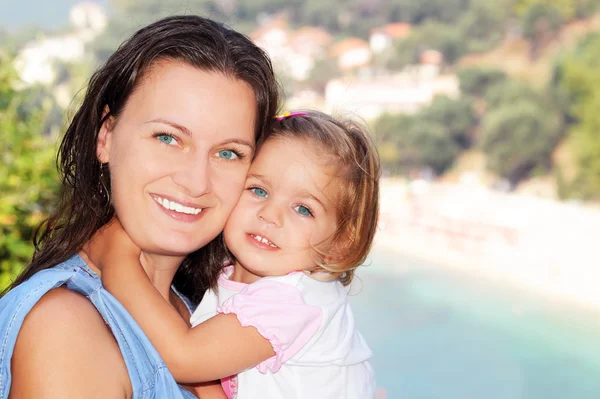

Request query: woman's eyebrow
[
  {"left": 218, "top": 138, "right": 255, "bottom": 152},
  {"left": 144, "top": 118, "right": 192, "bottom": 136}
]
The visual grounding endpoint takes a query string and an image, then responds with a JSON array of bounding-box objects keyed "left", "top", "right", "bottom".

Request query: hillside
[{"left": 459, "top": 14, "right": 600, "bottom": 85}]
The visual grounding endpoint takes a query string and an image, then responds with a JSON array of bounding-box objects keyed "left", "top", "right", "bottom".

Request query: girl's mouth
[{"left": 248, "top": 233, "right": 279, "bottom": 249}]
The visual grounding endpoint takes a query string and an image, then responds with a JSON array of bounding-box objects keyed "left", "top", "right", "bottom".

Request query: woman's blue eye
[
  {"left": 157, "top": 134, "right": 175, "bottom": 145},
  {"left": 251, "top": 188, "right": 268, "bottom": 198},
  {"left": 294, "top": 205, "right": 312, "bottom": 217},
  {"left": 218, "top": 150, "right": 239, "bottom": 160}
]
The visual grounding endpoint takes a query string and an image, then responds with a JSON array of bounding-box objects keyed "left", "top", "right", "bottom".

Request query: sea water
[{"left": 351, "top": 248, "right": 600, "bottom": 399}]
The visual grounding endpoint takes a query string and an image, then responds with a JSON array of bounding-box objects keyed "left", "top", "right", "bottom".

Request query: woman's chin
[{"left": 138, "top": 237, "right": 211, "bottom": 259}]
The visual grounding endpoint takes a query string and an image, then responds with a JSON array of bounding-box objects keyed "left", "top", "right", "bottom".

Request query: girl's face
[
  {"left": 96, "top": 60, "right": 256, "bottom": 258},
  {"left": 223, "top": 136, "right": 340, "bottom": 282}
]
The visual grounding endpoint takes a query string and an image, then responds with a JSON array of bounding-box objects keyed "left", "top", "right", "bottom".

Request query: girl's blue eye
[
  {"left": 157, "top": 134, "right": 175, "bottom": 145},
  {"left": 294, "top": 205, "right": 312, "bottom": 217},
  {"left": 251, "top": 188, "right": 268, "bottom": 198},
  {"left": 218, "top": 150, "right": 239, "bottom": 160}
]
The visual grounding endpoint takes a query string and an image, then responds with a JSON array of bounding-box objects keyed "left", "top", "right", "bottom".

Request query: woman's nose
[{"left": 171, "top": 152, "right": 212, "bottom": 197}]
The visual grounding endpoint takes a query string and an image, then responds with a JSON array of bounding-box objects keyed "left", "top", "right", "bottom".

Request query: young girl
[{"left": 98, "top": 110, "right": 381, "bottom": 398}]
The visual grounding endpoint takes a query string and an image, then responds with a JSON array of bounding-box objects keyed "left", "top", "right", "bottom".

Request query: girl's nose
[{"left": 257, "top": 201, "right": 283, "bottom": 228}]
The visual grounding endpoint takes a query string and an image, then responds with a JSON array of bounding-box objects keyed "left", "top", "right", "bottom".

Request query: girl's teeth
[
  {"left": 252, "top": 234, "right": 277, "bottom": 248},
  {"left": 155, "top": 197, "right": 202, "bottom": 215}
]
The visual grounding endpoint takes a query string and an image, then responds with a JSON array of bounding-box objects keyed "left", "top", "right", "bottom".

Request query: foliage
[
  {"left": 0, "top": 55, "right": 60, "bottom": 291},
  {"left": 374, "top": 111, "right": 460, "bottom": 175},
  {"left": 515, "top": 0, "right": 600, "bottom": 19},
  {"left": 480, "top": 100, "right": 562, "bottom": 185},
  {"left": 419, "top": 95, "right": 477, "bottom": 149},
  {"left": 521, "top": 2, "right": 563, "bottom": 41},
  {"left": 552, "top": 32, "right": 600, "bottom": 198},
  {"left": 307, "top": 58, "right": 340, "bottom": 94},
  {"left": 457, "top": 0, "right": 507, "bottom": 53},
  {"left": 457, "top": 67, "right": 507, "bottom": 98}
]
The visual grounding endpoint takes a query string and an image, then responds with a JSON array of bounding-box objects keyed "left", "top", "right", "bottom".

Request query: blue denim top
[{"left": 0, "top": 254, "right": 197, "bottom": 398}]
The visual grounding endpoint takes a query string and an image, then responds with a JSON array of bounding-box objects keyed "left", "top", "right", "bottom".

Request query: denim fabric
[{"left": 0, "top": 254, "right": 197, "bottom": 398}]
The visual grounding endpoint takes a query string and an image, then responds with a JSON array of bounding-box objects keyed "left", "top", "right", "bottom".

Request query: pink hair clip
[{"left": 275, "top": 111, "right": 309, "bottom": 120}]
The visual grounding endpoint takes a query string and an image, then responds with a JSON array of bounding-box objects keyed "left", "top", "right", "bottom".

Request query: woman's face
[{"left": 96, "top": 60, "right": 257, "bottom": 258}]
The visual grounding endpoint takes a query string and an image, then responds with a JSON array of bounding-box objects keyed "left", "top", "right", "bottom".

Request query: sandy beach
[{"left": 375, "top": 178, "right": 600, "bottom": 312}]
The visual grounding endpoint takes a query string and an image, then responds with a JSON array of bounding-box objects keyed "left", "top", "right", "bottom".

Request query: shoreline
[{"left": 374, "top": 179, "right": 600, "bottom": 313}]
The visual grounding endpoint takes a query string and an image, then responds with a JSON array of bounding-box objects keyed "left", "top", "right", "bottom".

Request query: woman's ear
[{"left": 97, "top": 105, "right": 114, "bottom": 164}]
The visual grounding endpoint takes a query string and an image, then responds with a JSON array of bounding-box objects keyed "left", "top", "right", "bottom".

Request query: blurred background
[{"left": 1, "top": 0, "right": 600, "bottom": 398}]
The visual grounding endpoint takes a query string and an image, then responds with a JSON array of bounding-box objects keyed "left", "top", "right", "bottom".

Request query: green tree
[
  {"left": 419, "top": 95, "right": 477, "bottom": 148},
  {"left": 458, "top": 0, "right": 507, "bottom": 53},
  {"left": 374, "top": 113, "right": 459, "bottom": 175},
  {"left": 515, "top": 0, "right": 600, "bottom": 20},
  {"left": 521, "top": 3, "right": 563, "bottom": 60},
  {"left": 458, "top": 67, "right": 507, "bottom": 98},
  {"left": 553, "top": 32, "right": 600, "bottom": 198},
  {"left": 480, "top": 100, "right": 562, "bottom": 185},
  {"left": 307, "top": 58, "right": 340, "bottom": 94},
  {"left": 0, "top": 55, "right": 60, "bottom": 290}
]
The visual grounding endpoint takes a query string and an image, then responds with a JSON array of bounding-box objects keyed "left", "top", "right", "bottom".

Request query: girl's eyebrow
[
  {"left": 297, "top": 189, "right": 327, "bottom": 211},
  {"left": 246, "top": 173, "right": 273, "bottom": 187}
]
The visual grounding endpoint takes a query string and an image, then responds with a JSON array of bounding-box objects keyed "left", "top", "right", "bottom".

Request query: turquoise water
[{"left": 351, "top": 249, "right": 600, "bottom": 399}]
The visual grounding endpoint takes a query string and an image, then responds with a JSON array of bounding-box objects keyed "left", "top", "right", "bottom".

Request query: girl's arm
[{"left": 96, "top": 220, "right": 274, "bottom": 384}]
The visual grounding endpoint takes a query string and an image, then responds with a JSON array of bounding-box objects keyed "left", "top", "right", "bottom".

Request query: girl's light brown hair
[{"left": 268, "top": 110, "right": 381, "bottom": 285}]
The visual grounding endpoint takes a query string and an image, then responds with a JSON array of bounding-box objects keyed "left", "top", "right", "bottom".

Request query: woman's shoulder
[
  {"left": 0, "top": 256, "right": 132, "bottom": 397},
  {"left": 9, "top": 287, "right": 132, "bottom": 397}
]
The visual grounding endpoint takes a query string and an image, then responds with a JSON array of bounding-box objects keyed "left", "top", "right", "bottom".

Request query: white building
[
  {"left": 329, "top": 38, "right": 372, "bottom": 71},
  {"left": 325, "top": 69, "right": 459, "bottom": 120}
]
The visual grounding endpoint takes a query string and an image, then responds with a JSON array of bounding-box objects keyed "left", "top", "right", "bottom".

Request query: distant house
[
  {"left": 420, "top": 49, "right": 444, "bottom": 66},
  {"left": 325, "top": 72, "right": 459, "bottom": 120},
  {"left": 370, "top": 23, "right": 412, "bottom": 53},
  {"left": 251, "top": 21, "right": 333, "bottom": 82},
  {"left": 290, "top": 26, "right": 332, "bottom": 58},
  {"left": 329, "top": 38, "right": 371, "bottom": 71}
]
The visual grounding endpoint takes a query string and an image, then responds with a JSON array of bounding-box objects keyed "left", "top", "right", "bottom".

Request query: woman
[{"left": 0, "top": 15, "right": 279, "bottom": 398}]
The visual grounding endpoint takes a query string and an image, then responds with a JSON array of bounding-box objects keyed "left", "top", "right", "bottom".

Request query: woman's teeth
[
  {"left": 250, "top": 234, "right": 278, "bottom": 248},
  {"left": 154, "top": 197, "right": 202, "bottom": 215}
]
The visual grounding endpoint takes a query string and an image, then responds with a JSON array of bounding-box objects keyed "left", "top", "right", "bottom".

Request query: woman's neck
[{"left": 81, "top": 247, "right": 184, "bottom": 300}]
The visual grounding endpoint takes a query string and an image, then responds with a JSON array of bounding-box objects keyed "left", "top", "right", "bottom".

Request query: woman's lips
[{"left": 151, "top": 194, "right": 207, "bottom": 222}]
